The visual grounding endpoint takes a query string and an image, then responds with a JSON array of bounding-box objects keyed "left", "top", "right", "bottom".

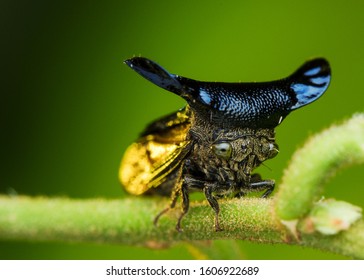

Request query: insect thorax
[{"left": 187, "top": 119, "right": 278, "bottom": 190}]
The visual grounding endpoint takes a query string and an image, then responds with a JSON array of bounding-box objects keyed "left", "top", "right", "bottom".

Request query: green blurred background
[{"left": 1, "top": 0, "right": 363, "bottom": 259}]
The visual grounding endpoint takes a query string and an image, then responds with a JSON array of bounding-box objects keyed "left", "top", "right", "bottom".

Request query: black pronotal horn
[{"left": 125, "top": 57, "right": 331, "bottom": 128}]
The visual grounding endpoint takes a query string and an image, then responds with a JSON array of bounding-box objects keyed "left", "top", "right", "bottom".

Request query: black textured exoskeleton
[{"left": 120, "top": 57, "right": 331, "bottom": 231}]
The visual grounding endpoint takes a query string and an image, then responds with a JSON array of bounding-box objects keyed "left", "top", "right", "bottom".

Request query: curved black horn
[
  {"left": 125, "top": 57, "right": 331, "bottom": 128},
  {"left": 124, "top": 57, "right": 183, "bottom": 95}
]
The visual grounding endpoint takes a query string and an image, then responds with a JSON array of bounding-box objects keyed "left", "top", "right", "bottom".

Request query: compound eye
[
  {"left": 268, "top": 142, "right": 279, "bottom": 158},
  {"left": 212, "top": 142, "right": 232, "bottom": 160}
]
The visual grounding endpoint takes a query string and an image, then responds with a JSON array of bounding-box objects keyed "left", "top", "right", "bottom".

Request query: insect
[{"left": 120, "top": 57, "right": 331, "bottom": 231}]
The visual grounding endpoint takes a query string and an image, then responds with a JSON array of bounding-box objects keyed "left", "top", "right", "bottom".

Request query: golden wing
[{"left": 119, "top": 107, "right": 191, "bottom": 195}]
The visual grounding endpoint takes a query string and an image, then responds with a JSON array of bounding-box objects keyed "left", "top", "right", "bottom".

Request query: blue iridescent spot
[
  {"left": 290, "top": 83, "right": 326, "bottom": 109},
  {"left": 291, "top": 83, "right": 320, "bottom": 95},
  {"left": 304, "top": 66, "right": 321, "bottom": 76},
  {"left": 199, "top": 89, "right": 212, "bottom": 105},
  {"left": 310, "top": 76, "right": 330, "bottom": 85}
]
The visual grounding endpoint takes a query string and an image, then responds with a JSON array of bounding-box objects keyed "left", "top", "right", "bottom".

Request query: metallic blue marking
[
  {"left": 304, "top": 66, "right": 321, "bottom": 76},
  {"left": 290, "top": 83, "right": 328, "bottom": 109},
  {"left": 199, "top": 89, "right": 212, "bottom": 105},
  {"left": 291, "top": 83, "right": 319, "bottom": 95},
  {"left": 310, "top": 76, "right": 330, "bottom": 85}
]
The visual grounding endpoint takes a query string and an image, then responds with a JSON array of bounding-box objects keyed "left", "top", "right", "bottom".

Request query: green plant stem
[
  {"left": 0, "top": 195, "right": 364, "bottom": 258},
  {"left": 0, "top": 196, "right": 280, "bottom": 246},
  {"left": 275, "top": 114, "right": 364, "bottom": 220}
]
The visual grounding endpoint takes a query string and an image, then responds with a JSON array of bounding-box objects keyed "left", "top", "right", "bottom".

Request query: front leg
[
  {"left": 235, "top": 174, "right": 274, "bottom": 198},
  {"left": 203, "top": 183, "right": 223, "bottom": 231},
  {"left": 184, "top": 175, "right": 230, "bottom": 231},
  {"left": 248, "top": 176, "right": 275, "bottom": 198}
]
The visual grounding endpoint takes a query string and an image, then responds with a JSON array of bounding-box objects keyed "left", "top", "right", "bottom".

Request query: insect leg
[
  {"left": 203, "top": 183, "right": 222, "bottom": 232},
  {"left": 176, "top": 182, "right": 189, "bottom": 232},
  {"left": 153, "top": 166, "right": 184, "bottom": 227},
  {"left": 235, "top": 174, "right": 263, "bottom": 198},
  {"left": 183, "top": 175, "right": 223, "bottom": 231},
  {"left": 248, "top": 179, "right": 275, "bottom": 198},
  {"left": 153, "top": 185, "right": 179, "bottom": 226}
]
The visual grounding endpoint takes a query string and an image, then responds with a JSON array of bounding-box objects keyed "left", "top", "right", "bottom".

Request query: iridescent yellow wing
[{"left": 119, "top": 107, "right": 191, "bottom": 195}]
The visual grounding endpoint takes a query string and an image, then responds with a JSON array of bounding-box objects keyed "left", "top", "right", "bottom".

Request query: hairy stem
[
  {"left": 275, "top": 113, "right": 364, "bottom": 220},
  {"left": 0, "top": 195, "right": 363, "bottom": 258},
  {"left": 0, "top": 196, "right": 281, "bottom": 246}
]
